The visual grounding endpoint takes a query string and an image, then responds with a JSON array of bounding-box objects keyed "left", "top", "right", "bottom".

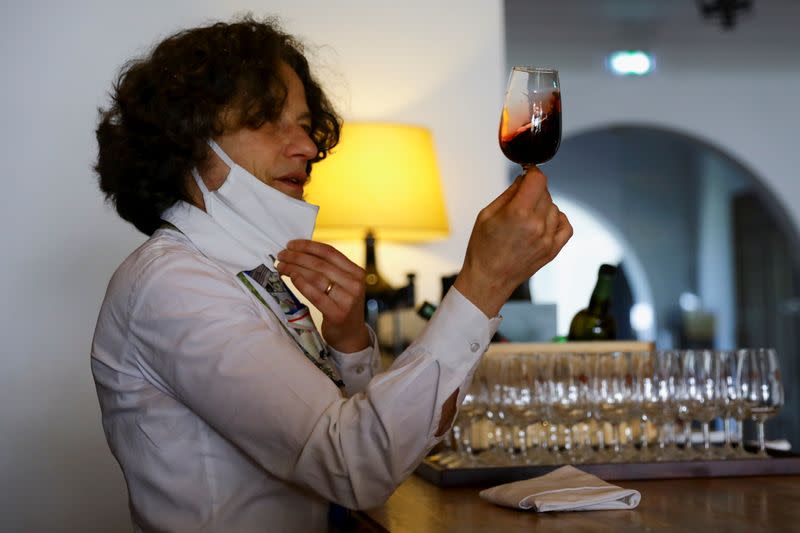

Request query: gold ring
[{"left": 324, "top": 280, "right": 336, "bottom": 295}]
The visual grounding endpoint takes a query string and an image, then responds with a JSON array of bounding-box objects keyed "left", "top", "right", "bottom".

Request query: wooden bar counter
[{"left": 359, "top": 473, "right": 800, "bottom": 532}]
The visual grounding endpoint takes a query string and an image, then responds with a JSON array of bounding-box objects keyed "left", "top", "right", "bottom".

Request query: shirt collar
[{"left": 161, "top": 201, "right": 272, "bottom": 274}]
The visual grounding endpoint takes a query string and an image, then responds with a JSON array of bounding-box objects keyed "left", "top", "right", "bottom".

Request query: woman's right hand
[{"left": 454, "top": 166, "right": 572, "bottom": 318}]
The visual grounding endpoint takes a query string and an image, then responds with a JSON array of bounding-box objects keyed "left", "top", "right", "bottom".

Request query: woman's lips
[{"left": 273, "top": 176, "right": 307, "bottom": 198}]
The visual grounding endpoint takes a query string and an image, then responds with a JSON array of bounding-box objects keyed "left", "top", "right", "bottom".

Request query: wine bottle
[{"left": 567, "top": 264, "right": 618, "bottom": 341}]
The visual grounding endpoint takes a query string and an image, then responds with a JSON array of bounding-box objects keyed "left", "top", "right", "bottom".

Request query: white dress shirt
[{"left": 91, "top": 201, "right": 501, "bottom": 532}]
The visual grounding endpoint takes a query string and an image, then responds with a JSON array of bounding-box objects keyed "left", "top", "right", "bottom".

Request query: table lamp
[{"left": 305, "top": 122, "right": 450, "bottom": 326}]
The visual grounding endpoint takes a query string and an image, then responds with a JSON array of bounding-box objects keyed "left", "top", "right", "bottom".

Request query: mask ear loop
[
  {"left": 193, "top": 139, "right": 234, "bottom": 197},
  {"left": 191, "top": 168, "right": 211, "bottom": 195},
  {"left": 208, "top": 139, "right": 236, "bottom": 169}
]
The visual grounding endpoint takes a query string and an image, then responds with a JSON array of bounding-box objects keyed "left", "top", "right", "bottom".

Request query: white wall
[{"left": 0, "top": 1, "right": 505, "bottom": 530}]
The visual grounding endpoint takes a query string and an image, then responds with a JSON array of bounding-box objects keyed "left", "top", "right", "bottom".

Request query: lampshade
[{"left": 305, "top": 123, "right": 450, "bottom": 243}]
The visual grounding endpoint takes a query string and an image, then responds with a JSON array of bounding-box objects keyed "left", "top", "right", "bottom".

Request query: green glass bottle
[{"left": 567, "top": 264, "right": 618, "bottom": 341}]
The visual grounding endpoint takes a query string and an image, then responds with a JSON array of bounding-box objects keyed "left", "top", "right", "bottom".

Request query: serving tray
[{"left": 415, "top": 449, "right": 800, "bottom": 487}]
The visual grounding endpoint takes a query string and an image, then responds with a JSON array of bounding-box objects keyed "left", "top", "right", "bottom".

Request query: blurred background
[{"left": 1, "top": 1, "right": 797, "bottom": 530}]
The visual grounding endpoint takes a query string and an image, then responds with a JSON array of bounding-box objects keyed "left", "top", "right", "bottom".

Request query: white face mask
[{"left": 192, "top": 140, "right": 319, "bottom": 266}]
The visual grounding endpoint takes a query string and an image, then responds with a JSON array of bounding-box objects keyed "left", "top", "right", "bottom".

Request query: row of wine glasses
[{"left": 430, "top": 348, "right": 783, "bottom": 468}]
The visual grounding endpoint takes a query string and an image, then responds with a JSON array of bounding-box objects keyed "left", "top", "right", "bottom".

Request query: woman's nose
[{"left": 288, "top": 127, "right": 318, "bottom": 161}]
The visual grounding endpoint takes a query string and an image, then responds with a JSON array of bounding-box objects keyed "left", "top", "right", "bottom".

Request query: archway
[{"left": 535, "top": 123, "right": 800, "bottom": 445}]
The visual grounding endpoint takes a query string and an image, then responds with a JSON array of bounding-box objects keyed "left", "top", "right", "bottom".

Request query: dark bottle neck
[
  {"left": 365, "top": 230, "right": 378, "bottom": 273},
  {"left": 364, "top": 230, "right": 392, "bottom": 294},
  {"left": 588, "top": 274, "right": 614, "bottom": 315}
]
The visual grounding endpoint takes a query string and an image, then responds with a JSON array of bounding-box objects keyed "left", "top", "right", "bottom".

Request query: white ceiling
[{"left": 505, "top": 0, "right": 800, "bottom": 71}]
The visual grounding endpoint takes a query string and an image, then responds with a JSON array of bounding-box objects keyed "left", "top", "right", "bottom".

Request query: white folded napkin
[{"left": 479, "top": 465, "right": 641, "bottom": 512}]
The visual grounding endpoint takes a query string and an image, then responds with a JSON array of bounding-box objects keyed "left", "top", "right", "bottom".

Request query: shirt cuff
[
  {"left": 413, "top": 287, "right": 502, "bottom": 397},
  {"left": 328, "top": 325, "right": 381, "bottom": 395}
]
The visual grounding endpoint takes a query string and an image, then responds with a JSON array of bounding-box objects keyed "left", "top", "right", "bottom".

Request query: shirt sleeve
[{"left": 128, "top": 252, "right": 500, "bottom": 510}]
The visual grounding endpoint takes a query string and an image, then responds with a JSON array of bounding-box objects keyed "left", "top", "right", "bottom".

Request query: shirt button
[
  {"left": 356, "top": 365, "right": 366, "bottom": 374},
  {"left": 469, "top": 342, "right": 481, "bottom": 353}
]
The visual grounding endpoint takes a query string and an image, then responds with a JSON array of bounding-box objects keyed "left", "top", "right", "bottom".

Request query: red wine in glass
[{"left": 499, "top": 67, "right": 561, "bottom": 168}]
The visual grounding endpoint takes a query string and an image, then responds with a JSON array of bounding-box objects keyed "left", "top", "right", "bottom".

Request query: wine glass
[
  {"left": 639, "top": 350, "right": 680, "bottom": 461},
  {"left": 499, "top": 66, "right": 562, "bottom": 170},
  {"left": 634, "top": 351, "right": 659, "bottom": 461},
  {"left": 592, "top": 352, "right": 631, "bottom": 463},
  {"left": 688, "top": 349, "right": 724, "bottom": 457},
  {"left": 527, "top": 353, "right": 556, "bottom": 465},
  {"left": 739, "top": 348, "right": 784, "bottom": 457},
  {"left": 503, "top": 354, "right": 533, "bottom": 463},
  {"left": 717, "top": 350, "right": 746, "bottom": 458},
  {"left": 480, "top": 354, "right": 515, "bottom": 464},
  {"left": 674, "top": 350, "right": 700, "bottom": 460},
  {"left": 551, "top": 352, "right": 593, "bottom": 463}
]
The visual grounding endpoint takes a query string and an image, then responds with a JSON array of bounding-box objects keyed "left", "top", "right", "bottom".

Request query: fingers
[
  {"left": 508, "top": 166, "right": 548, "bottom": 212},
  {"left": 284, "top": 240, "right": 364, "bottom": 277},
  {"left": 544, "top": 202, "right": 561, "bottom": 234},
  {"left": 278, "top": 242, "right": 362, "bottom": 288},
  {"left": 279, "top": 263, "right": 338, "bottom": 293},
  {"left": 503, "top": 167, "right": 559, "bottom": 235},
  {"left": 480, "top": 172, "right": 524, "bottom": 217},
  {"left": 278, "top": 259, "right": 360, "bottom": 296},
  {"left": 549, "top": 211, "right": 573, "bottom": 259},
  {"left": 289, "top": 272, "right": 345, "bottom": 319},
  {"left": 276, "top": 240, "right": 366, "bottom": 320}
]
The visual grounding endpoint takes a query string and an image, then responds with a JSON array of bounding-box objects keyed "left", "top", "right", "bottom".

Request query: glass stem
[
  {"left": 683, "top": 421, "right": 693, "bottom": 452},
  {"left": 463, "top": 418, "right": 474, "bottom": 456},
  {"left": 494, "top": 423, "right": 504, "bottom": 452},
  {"left": 452, "top": 425, "right": 463, "bottom": 454},
  {"left": 723, "top": 417, "right": 733, "bottom": 448},
  {"left": 657, "top": 423, "right": 667, "bottom": 450},
  {"left": 596, "top": 425, "right": 606, "bottom": 452},
  {"left": 550, "top": 423, "right": 561, "bottom": 458},
  {"left": 517, "top": 427, "right": 528, "bottom": 456},
  {"left": 736, "top": 419, "right": 745, "bottom": 450},
  {"left": 640, "top": 418, "right": 649, "bottom": 449},
  {"left": 702, "top": 422, "right": 711, "bottom": 450},
  {"left": 612, "top": 424, "right": 621, "bottom": 454},
  {"left": 757, "top": 421, "right": 767, "bottom": 456},
  {"left": 506, "top": 425, "right": 515, "bottom": 457},
  {"left": 564, "top": 426, "right": 573, "bottom": 453}
]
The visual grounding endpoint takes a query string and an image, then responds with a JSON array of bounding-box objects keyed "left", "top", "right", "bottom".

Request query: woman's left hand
[{"left": 276, "top": 240, "right": 371, "bottom": 353}]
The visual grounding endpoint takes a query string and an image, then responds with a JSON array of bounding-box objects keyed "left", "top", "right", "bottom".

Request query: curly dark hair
[{"left": 95, "top": 15, "right": 341, "bottom": 235}]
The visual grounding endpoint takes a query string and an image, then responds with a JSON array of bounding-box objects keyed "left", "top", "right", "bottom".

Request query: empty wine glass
[
  {"left": 592, "top": 352, "right": 632, "bottom": 463},
  {"left": 636, "top": 351, "right": 659, "bottom": 461},
  {"left": 499, "top": 66, "right": 562, "bottom": 170},
  {"left": 688, "top": 350, "right": 724, "bottom": 457},
  {"left": 551, "top": 352, "right": 593, "bottom": 463},
  {"left": 503, "top": 354, "right": 533, "bottom": 463},
  {"left": 674, "top": 350, "right": 700, "bottom": 460},
  {"left": 527, "top": 353, "right": 556, "bottom": 465},
  {"left": 479, "top": 354, "right": 518, "bottom": 465},
  {"left": 739, "top": 348, "right": 784, "bottom": 457},
  {"left": 717, "top": 350, "right": 746, "bottom": 458},
  {"left": 649, "top": 350, "right": 681, "bottom": 461}
]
